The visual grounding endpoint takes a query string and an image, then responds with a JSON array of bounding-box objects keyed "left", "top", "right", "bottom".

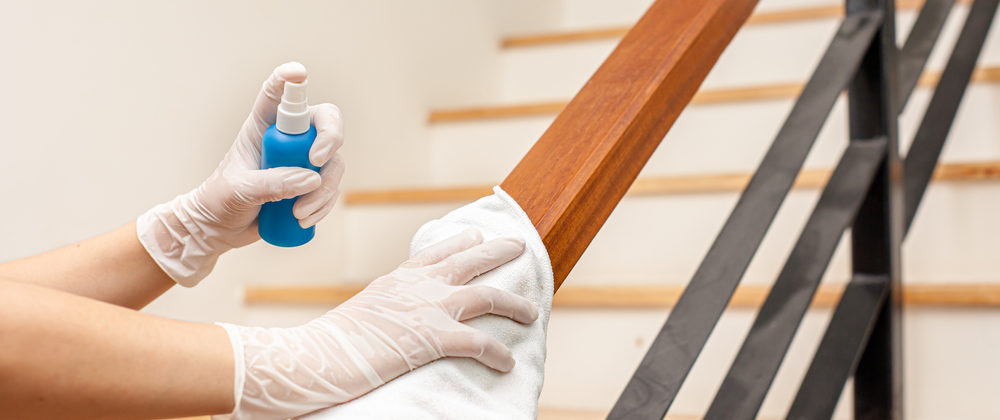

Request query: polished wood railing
[{"left": 499, "top": 0, "right": 759, "bottom": 290}]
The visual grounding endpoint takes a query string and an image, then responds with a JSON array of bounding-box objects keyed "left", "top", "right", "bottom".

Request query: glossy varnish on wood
[{"left": 499, "top": 0, "right": 760, "bottom": 290}]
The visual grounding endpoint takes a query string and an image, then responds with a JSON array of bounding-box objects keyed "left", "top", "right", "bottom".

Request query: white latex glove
[
  {"left": 215, "top": 229, "right": 539, "bottom": 420},
  {"left": 137, "top": 62, "right": 346, "bottom": 286}
]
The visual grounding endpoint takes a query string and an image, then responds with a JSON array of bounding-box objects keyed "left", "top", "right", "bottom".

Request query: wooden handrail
[
  {"left": 428, "top": 65, "right": 1000, "bottom": 123},
  {"left": 244, "top": 283, "right": 1000, "bottom": 308},
  {"left": 499, "top": 0, "right": 759, "bottom": 290},
  {"left": 343, "top": 160, "right": 1000, "bottom": 205},
  {"left": 500, "top": 0, "right": 971, "bottom": 48}
]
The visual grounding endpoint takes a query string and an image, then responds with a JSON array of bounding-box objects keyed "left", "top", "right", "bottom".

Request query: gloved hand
[
  {"left": 215, "top": 229, "right": 539, "bottom": 420},
  {"left": 137, "top": 62, "right": 345, "bottom": 286}
]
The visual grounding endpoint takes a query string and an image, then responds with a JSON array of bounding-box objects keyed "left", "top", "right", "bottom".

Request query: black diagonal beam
[
  {"left": 786, "top": 275, "right": 890, "bottom": 420},
  {"left": 903, "top": 0, "right": 999, "bottom": 232},
  {"left": 606, "top": 11, "right": 883, "bottom": 420},
  {"left": 848, "top": 0, "right": 905, "bottom": 415},
  {"left": 704, "top": 138, "right": 887, "bottom": 420},
  {"left": 896, "top": 0, "right": 956, "bottom": 112},
  {"left": 788, "top": 3, "right": 998, "bottom": 417}
]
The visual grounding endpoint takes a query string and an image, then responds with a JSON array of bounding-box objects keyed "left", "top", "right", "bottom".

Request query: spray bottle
[{"left": 258, "top": 80, "right": 319, "bottom": 247}]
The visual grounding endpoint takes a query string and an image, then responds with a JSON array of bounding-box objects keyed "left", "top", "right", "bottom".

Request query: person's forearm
[
  {"left": 0, "top": 279, "right": 233, "bottom": 419},
  {"left": 0, "top": 221, "right": 175, "bottom": 309}
]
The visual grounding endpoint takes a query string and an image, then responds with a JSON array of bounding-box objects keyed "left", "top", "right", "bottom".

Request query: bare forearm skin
[
  {"left": 0, "top": 279, "right": 234, "bottom": 419},
  {"left": 0, "top": 221, "right": 175, "bottom": 309}
]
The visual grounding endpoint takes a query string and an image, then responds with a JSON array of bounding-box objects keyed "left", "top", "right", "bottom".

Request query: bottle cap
[{"left": 276, "top": 80, "right": 310, "bottom": 135}]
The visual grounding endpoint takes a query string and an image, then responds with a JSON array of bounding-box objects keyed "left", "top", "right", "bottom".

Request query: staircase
[{"left": 246, "top": 1, "right": 1000, "bottom": 418}]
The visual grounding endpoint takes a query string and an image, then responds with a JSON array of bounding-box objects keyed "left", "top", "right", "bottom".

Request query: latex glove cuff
[
  {"left": 136, "top": 192, "right": 235, "bottom": 287},
  {"left": 212, "top": 320, "right": 380, "bottom": 420}
]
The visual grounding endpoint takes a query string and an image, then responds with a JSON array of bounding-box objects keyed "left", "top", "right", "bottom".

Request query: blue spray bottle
[{"left": 258, "top": 80, "right": 319, "bottom": 247}]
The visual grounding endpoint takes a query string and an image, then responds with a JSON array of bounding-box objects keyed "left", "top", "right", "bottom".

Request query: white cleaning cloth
[{"left": 299, "top": 186, "right": 554, "bottom": 419}]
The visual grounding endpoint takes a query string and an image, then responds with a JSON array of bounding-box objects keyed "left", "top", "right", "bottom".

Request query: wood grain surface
[{"left": 498, "top": 0, "right": 760, "bottom": 290}]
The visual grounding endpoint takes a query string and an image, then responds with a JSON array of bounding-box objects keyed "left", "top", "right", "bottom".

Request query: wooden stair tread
[
  {"left": 343, "top": 160, "right": 1000, "bottom": 205},
  {"left": 537, "top": 408, "right": 707, "bottom": 420},
  {"left": 164, "top": 408, "right": 704, "bottom": 420},
  {"left": 429, "top": 66, "right": 1000, "bottom": 123},
  {"left": 246, "top": 283, "right": 1000, "bottom": 308},
  {"left": 501, "top": 0, "right": 970, "bottom": 48}
]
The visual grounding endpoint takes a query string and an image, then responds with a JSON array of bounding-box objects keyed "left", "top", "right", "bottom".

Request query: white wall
[{"left": 0, "top": 0, "right": 560, "bottom": 323}]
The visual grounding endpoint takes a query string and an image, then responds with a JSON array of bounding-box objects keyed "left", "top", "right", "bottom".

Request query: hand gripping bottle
[{"left": 258, "top": 80, "right": 319, "bottom": 247}]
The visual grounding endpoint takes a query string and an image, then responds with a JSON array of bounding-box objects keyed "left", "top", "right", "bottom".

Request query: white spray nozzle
[
  {"left": 283, "top": 81, "right": 308, "bottom": 103},
  {"left": 276, "top": 80, "right": 310, "bottom": 135}
]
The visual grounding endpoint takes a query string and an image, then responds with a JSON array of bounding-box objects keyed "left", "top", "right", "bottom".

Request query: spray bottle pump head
[{"left": 276, "top": 80, "right": 310, "bottom": 135}]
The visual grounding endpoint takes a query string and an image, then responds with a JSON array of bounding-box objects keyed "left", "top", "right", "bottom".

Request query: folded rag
[{"left": 299, "top": 185, "right": 554, "bottom": 419}]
